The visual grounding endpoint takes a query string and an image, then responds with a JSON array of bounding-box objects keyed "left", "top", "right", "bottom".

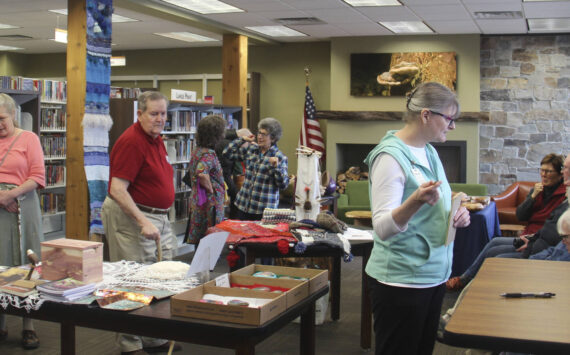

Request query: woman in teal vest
[{"left": 363, "top": 82, "right": 471, "bottom": 355}]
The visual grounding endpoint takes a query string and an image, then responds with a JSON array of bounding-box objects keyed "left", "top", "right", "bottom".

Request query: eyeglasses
[
  {"left": 257, "top": 131, "right": 270, "bottom": 138},
  {"left": 539, "top": 168, "right": 557, "bottom": 175},
  {"left": 430, "top": 110, "right": 456, "bottom": 128},
  {"left": 560, "top": 234, "right": 569, "bottom": 240}
]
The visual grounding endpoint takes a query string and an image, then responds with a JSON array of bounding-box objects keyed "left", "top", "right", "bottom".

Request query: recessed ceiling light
[
  {"left": 155, "top": 32, "right": 218, "bottom": 42},
  {"left": 528, "top": 18, "right": 570, "bottom": 33},
  {"left": 54, "top": 28, "right": 67, "bottom": 43},
  {"left": 343, "top": 0, "right": 401, "bottom": 6},
  {"left": 379, "top": 21, "right": 433, "bottom": 34},
  {"left": 48, "top": 9, "right": 138, "bottom": 22},
  {"left": 0, "top": 23, "right": 19, "bottom": 30},
  {"left": 160, "top": 0, "right": 244, "bottom": 14},
  {"left": 0, "top": 45, "right": 23, "bottom": 50},
  {"left": 246, "top": 26, "right": 307, "bottom": 37},
  {"left": 473, "top": 11, "right": 523, "bottom": 20}
]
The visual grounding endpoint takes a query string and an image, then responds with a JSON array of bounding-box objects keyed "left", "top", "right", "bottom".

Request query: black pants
[{"left": 368, "top": 276, "right": 446, "bottom": 355}]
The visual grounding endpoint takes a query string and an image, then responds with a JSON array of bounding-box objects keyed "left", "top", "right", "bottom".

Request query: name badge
[{"left": 411, "top": 166, "right": 427, "bottom": 185}]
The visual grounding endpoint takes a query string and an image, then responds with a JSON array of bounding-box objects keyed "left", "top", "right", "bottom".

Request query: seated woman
[
  {"left": 447, "top": 153, "right": 567, "bottom": 291},
  {"left": 515, "top": 153, "right": 566, "bottom": 235}
]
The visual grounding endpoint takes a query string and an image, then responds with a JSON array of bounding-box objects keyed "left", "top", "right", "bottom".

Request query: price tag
[
  {"left": 215, "top": 273, "right": 230, "bottom": 287},
  {"left": 411, "top": 166, "right": 427, "bottom": 185}
]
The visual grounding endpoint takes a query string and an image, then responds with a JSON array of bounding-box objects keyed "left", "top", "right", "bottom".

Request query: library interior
[{"left": 0, "top": 1, "right": 569, "bottom": 355}]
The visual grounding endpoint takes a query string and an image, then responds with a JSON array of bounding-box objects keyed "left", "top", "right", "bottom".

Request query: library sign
[{"left": 171, "top": 89, "right": 197, "bottom": 103}]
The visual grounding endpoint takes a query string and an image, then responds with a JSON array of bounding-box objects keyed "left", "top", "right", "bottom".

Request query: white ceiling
[{"left": 0, "top": 0, "right": 568, "bottom": 54}]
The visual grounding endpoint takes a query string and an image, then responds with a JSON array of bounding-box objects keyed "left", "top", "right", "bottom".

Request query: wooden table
[
  {"left": 3, "top": 286, "right": 329, "bottom": 355},
  {"left": 500, "top": 223, "right": 525, "bottom": 237},
  {"left": 345, "top": 210, "right": 372, "bottom": 227},
  {"left": 444, "top": 258, "right": 570, "bottom": 354},
  {"left": 239, "top": 238, "right": 374, "bottom": 350}
]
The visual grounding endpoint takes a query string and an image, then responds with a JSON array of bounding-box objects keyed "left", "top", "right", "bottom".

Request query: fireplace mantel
[{"left": 316, "top": 110, "right": 489, "bottom": 122}]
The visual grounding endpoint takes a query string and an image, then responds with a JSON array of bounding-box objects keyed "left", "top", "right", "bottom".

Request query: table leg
[
  {"left": 360, "top": 248, "right": 372, "bottom": 349},
  {"left": 330, "top": 255, "right": 341, "bottom": 321},
  {"left": 61, "top": 321, "right": 75, "bottom": 355},
  {"left": 300, "top": 301, "right": 316, "bottom": 355}
]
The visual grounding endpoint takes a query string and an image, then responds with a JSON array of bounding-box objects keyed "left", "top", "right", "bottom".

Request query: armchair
[
  {"left": 337, "top": 180, "right": 370, "bottom": 224},
  {"left": 491, "top": 181, "right": 536, "bottom": 225}
]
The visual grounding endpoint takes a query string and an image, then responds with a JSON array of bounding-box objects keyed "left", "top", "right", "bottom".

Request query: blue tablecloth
[{"left": 451, "top": 201, "right": 501, "bottom": 277}]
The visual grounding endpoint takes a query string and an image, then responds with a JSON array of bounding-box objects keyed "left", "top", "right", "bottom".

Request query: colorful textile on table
[
  {"left": 83, "top": 0, "right": 114, "bottom": 235},
  {"left": 210, "top": 220, "right": 297, "bottom": 245},
  {"left": 299, "top": 85, "right": 325, "bottom": 161}
]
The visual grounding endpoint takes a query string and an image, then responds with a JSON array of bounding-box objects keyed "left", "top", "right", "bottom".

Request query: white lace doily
[{"left": 0, "top": 293, "right": 45, "bottom": 312}]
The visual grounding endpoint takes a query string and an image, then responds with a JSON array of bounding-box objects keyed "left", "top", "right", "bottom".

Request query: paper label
[{"left": 215, "top": 274, "right": 230, "bottom": 287}]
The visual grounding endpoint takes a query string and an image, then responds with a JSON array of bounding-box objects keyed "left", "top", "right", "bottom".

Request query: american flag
[{"left": 299, "top": 85, "right": 325, "bottom": 159}]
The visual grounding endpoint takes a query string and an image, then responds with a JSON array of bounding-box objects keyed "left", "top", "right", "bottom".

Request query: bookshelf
[
  {"left": 109, "top": 98, "right": 243, "bottom": 236},
  {"left": 38, "top": 80, "right": 67, "bottom": 239}
]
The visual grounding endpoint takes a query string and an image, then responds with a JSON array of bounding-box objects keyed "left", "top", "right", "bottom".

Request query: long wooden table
[
  {"left": 3, "top": 285, "right": 329, "bottom": 355},
  {"left": 443, "top": 258, "right": 570, "bottom": 354}
]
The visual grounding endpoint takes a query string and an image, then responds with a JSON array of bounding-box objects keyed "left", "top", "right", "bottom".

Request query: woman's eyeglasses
[
  {"left": 430, "top": 111, "right": 456, "bottom": 128},
  {"left": 539, "top": 168, "right": 557, "bottom": 175},
  {"left": 257, "top": 132, "right": 269, "bottom": 138}
]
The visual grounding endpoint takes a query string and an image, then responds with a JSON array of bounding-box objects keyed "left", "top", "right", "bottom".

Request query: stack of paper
[{"left": 37, "top": 278, "right": 96, "bottom": 302}]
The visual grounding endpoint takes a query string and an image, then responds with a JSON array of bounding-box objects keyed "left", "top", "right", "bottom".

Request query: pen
[{"left": 500, "top": 292, "right": 555, "bottom": 298}]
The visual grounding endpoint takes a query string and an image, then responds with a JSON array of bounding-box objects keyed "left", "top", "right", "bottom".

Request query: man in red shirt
[{"left": 102, "top": 91, "right": 179, "bottom": 355}]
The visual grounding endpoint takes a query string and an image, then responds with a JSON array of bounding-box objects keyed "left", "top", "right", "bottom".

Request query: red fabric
[
  {"left": 299, "top": 85, "right": 325, "bottom": 161},
  {"left": 109, "top": 122, "right": 174, "bottom": 209},
  {"left": 226, "top": 250, "right": 240, "bottom": 268},
  {"left": 523, "top": 182, "right": 566, "bottom": 235},
  {"left": 210, "top": 220, "right": 297, "bottom": 246},
  {"left": 277, "top": 239, "right": 289, "bottom": 254},
  {"left": 231, "top": 283, "right": 290, "bottom": 293}
]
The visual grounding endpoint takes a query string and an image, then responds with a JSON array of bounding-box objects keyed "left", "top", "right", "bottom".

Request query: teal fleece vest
[{"left": 363, "top": 130, "right": 453, "bottom": 284}]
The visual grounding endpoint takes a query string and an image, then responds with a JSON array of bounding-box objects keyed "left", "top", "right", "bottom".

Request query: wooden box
[
  {"left": 41, "top": 238, "right": 103, "bottom": 283},
  {"left": 171, "top": 284, "right": 286, "bottom": 326}
]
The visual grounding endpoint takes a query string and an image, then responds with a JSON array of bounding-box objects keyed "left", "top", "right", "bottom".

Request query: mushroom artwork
[{"left": 377, "top": 61, "right": 421, "bottom": 95}]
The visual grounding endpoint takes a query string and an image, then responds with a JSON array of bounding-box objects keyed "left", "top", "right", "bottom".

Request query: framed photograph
[{"left": 350, "top": 52, "right": 457, "bottom": 97}]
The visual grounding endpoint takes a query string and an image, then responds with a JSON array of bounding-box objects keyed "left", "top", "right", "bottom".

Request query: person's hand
[
  {"left": 515, "top": 235, "right": 530, "bottom": 252},
  {"left": 140, "top": 220, "right": 160, "bottom": 241},
  {"left": 531, "top": 183, "right": 543, "bottom": 199},
  {"left": 413, "top": 180, "right": 442, "bottom": 206},
  {"left": 237, "top": 128, "right": 253, "bottom": 138},
  {"left": 268, "top": 157, "right": 278, "bottom": 167},
  {"left": 453, "top": 206, "right": 471, "bottom": 228},
  {"left": 0, "top": 190, "right": 16, "bottom": 208},
  {"left": 4, "top": 200, "right": 18, "bottom": 213}
]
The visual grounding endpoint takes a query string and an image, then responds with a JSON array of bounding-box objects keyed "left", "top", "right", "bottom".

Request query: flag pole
[{"left": 304, "top": 66, "right": 311, "bottom": 86}]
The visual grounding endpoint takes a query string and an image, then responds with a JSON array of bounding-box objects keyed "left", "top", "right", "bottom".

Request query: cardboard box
[
  {"left": 232, "top": 264, "right": 328, "bottom": 295},
  {"left": 205, "top": 273, "right": 309, "bottom": 309},
  {"left": 41, "top": 238, "right": 103, "bottom": 283},
  {"left": 171, "top": 284, "right": 286, "bottom": 326}
]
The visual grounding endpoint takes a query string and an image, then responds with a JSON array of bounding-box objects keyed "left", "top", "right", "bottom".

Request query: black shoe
[{"left": 22, "top": 330, "right": 39, "bottom": 350}]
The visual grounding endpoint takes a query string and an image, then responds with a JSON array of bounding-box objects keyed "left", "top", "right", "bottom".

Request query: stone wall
[{"left": 479, "top": 35, "right": 570, "bottom": 195}]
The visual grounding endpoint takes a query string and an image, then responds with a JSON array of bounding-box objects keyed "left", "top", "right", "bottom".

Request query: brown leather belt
[{"left": 136, "top": 203, "right": 170, "bottom": 215}]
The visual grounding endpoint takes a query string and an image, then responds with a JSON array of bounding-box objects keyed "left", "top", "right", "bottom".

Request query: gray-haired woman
[
  {"left": 223, "top": 117, "right": 289, "bottom": 221},
  {"left": 363, "top": 82, "right": 471, "bottom": 355},
  {"left": 0, "top": 93, "right": 45, "bottom": 349}
]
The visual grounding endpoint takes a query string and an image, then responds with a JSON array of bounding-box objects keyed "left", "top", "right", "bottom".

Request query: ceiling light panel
[
  {"left": 0, "top": 23, "right": 19, "bottom": 30},
  {"left": 245, "top": 25, "right": 306, "bottom": 37},
  {"left": 379, "top": 21, "right": 433, "bottom": 33},
  {"left": 0, "top": 45, "right": 23, "bottom": 50},
  {"left": 343, "top": 0, "right": 401, "bottom": 6},
  {"left": 154, "top": 32, "right": 218, "bottom": 42},
  {"left": 160, "top": 0, "right": 244, "bottom": 14},
  {"left": 528, "top": 18, "right": 570, "bottom": 33}
]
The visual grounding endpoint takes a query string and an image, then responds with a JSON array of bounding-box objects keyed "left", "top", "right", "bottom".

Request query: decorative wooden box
[{"left": 41, "top": 238, "right": 103, "bottom": 283}]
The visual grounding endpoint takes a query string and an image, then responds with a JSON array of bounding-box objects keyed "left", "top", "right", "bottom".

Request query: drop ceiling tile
[
  {"left": 355, "top": 5, "right": 420, "bottom": 22},
  {"left": 476, "top": 19, "right": 528, "bottom": 34},
  {"left": 524, "top": 2, "right": 570, "bottom": 19},
  {"left": 334, "top": 21, "right": 393, "bottom": 35},
  {"left": 429, "top": 20, "right": 481, "bottom": 34},
  {"left": 408, "top": 4, "right": 472, "bottom": 21}
]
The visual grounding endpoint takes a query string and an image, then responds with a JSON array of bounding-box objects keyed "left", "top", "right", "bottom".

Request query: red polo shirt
[{"left": 109, "top": 122, "right": 174, "bottom": 209}]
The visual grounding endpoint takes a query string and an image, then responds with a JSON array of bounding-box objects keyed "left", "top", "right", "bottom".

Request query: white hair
[{"left": 556, "top": 208, "right": 570, "bottom": 236}]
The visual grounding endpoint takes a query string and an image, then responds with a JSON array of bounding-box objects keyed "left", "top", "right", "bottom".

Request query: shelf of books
[{"left": 39, "top": 79, "right": 67, "bottom": 239}]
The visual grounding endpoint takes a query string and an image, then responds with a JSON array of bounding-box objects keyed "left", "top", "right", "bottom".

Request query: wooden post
[
  {"left": 222, "top": 34, "right": 248, "bottom": 128},
  {"left": 65, "top": 0, "right": 89, "bottom": 240}
]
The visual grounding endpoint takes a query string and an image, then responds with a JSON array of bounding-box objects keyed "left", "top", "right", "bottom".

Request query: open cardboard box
[
  {"left": 231, "top": 264, "right": 328, "bottom": 296},
  {"left": 205, "top": 273, "right": 309, "bottom": 309},
  {"left": 171, "top": 284, "right": 286, "bottom": 326}
]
